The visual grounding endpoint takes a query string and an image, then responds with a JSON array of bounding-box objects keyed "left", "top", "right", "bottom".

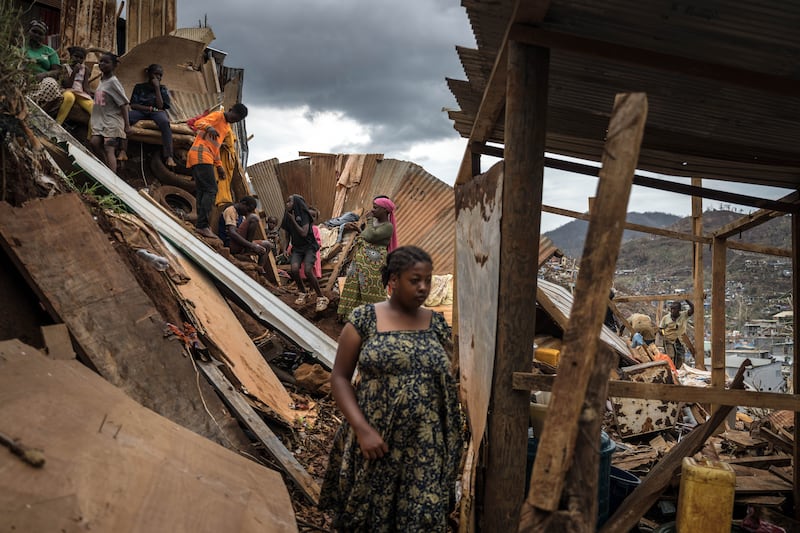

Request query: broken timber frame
[{"left": 521, "top": 92, "right": 648, "bottom": 531}]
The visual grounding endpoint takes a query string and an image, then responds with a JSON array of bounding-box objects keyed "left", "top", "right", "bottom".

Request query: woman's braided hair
[{"left": 380, "top": 245, "right": 432, "bottom": 287}]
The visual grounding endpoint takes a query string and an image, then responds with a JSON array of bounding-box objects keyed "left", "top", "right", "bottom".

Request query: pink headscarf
[{"left": 374, "top": 197, "right": 398, "bottom": 252}]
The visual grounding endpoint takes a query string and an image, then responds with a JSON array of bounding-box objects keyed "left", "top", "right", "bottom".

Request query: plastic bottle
[{"left": 136, "top": 249, "right": 170, "bottom": 272}]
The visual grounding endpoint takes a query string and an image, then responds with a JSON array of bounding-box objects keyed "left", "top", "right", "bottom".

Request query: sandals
[{"left": 315, "top": 296, "right": 329, "bottom": 312}]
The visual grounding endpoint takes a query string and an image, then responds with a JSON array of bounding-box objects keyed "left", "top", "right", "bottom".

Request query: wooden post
[
  {"left": 480, "top": 41, "right": 548, "bottom": 532},
  {"left": 793, "top": 212, "right": 799, "bottom": 521},
  {"left": 523, "top": 92, "right": 648, "bottom": 525},
  {"left": 692, "top": 178, "right": 706, "bottom": 370},
  {"left": 711, "top": 237, "right": 727, "bottom": 394}
]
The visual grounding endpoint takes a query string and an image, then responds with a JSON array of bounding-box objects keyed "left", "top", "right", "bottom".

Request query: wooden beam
[
  {"left": 599, "top": 361, "right": 749, "bottom": 533},
  {"left": 693, "top": 178, "right": 706, "bottom": 370},
  {"left": 713, "top": 191, "right": 799, "bottom": 239},
  {"left": 512, "top": 373, "right": 800, "bottom": 411},
  {"left": 198, "top": 361, "right": 320, "bottom": 504},
  {"left": 481, "top": 39, "right": 548, "bottom": 532},
  {"left": 726, "top": 240, "right": 792, "bottom": 257},
  {"left": 543, "top": 157, "right": 800, "bottom": 213},
  {"left": 615, "top": 292, "right": 699, "bottom": 304},
  {"left": 793, "top": 211, "right": 800, "bottom": 521},
  {"left": 711, "top": 237, "right": 728, "bottom": 395},
  {"left": 526, "top": 93, "right": 647, "bottom": 517},
  {"left": 542, "top": 204, "right": 708, "bottom": 244},
  {"left": 455, "top": 0, "right": 551, "bottom": 185},
  {"left": 508, "top": 25, "right": 800, "bottom": 98}
]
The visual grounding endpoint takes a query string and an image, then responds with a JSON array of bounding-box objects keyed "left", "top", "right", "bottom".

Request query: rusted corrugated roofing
[
  {"left": 248, "top": 154, "right": 456, "bottom": 274},
  {"left": 449, "top": 0, "right": 800, "bottom": 186}
]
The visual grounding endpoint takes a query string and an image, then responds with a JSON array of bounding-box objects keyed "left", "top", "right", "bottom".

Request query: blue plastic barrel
[{"left": 609, "top": 466, "right": 642, "bottom": 516}]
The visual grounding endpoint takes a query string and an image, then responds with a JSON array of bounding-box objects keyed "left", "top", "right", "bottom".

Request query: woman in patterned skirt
[
  {"left": 321, "top": 246, "right": 463, "bottom": 532},
  {"left": 337, "top": 196, "right": 398, "bottom": 318}
]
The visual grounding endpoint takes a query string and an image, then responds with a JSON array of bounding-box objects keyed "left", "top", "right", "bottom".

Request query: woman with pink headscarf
[{"left": 337, "top": 196, "right": 398, "bottom": 318}]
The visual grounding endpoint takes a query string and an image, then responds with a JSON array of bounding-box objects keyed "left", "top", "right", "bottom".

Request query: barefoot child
[{"left": 89, "top": 53, "right": 130, "bottom": 174}]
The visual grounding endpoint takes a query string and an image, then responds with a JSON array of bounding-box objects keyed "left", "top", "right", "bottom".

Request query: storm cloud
[{"left": 177, "top": 1, "right": 475, "bottom": 152}]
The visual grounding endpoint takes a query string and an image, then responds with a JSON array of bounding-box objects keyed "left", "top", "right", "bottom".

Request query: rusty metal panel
[
  {"left": 611, "top": 361, "right": 681, "bottom": 438},
  {"left": 126, "top": 0, "right": 177, "bottom": 51},
  {"left": 166, "top": 90, "right": 222, "bottom": 122},
  {"left": 59, "top": 0, "right": 116, "bottom": 54},
  {"left": 248, "top": 159, "right": 285, "bottom": 222}
]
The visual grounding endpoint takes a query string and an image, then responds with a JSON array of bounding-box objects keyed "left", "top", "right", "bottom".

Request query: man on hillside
[
  {"left": 659, "top": 299, "right": 694, "bottom": 368},
  {"left": 186, "top": 103, "right": 248, "bottom": 238}
]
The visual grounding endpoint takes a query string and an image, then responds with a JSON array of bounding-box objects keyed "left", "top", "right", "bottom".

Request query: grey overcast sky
[{"left": 176, "top": 1, "right": 792, "bottom": 233}]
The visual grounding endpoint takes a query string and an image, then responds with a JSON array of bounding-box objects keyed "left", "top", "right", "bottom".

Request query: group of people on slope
[{"left": 23, "top": 21, "right": 179, "bottom": 174}]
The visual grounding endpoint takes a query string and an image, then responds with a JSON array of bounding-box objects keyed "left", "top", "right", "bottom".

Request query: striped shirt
[{"left": 186, "top": 111, "right": 231, "bottom": 167}]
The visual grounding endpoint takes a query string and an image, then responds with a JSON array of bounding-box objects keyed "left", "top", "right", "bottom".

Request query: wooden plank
[
  {"left": 0, "top": 343, "right": 297, "bottom": 532},
  {"left": 40, "top": 323, "right": 75, "bottom": 360},
  {"left": 542, "top": 204, "right": 708, "bottom": 245},
  {"left": 793, "top": 210, "right": 800, "bottom": 521},
  {"left": 599, "top": 361, "right": 748, "bottom": 533},
  {"left": 170, "top": 248, "right": 306, "bottom": 427},
  {"left": 692, "top": 178, "right": 706, "bottom": 370},
  {"left": 481, "top": 40, "right": 548, "bottom": 532},
  {"left": 724, "top": 455, "right": 792, "bottom": 469},
  {"left": 713, "top": 191, "right": 798, "bottom": 239},
  {"left": 0, "top": 195, "right": 245, "bottom": 445},
  {"left": 727, "top": 240, "right": 791, "bottom": 257},
  {"left": 455, "top": 163, "right": 503, "bottom": 448},
  {"left": 198, "top": 361, "right": 320, "bottom": 504},
  {"left": 512, "top": 373, "right": 800, "bottom": 411},
  {"left": 526, "top": 92, "right": 647, "bottom": 517},
  {"left": 711, "top": 238, "right": 727, "bottom": 397},
  {"left": 616, "top": 292, "right": 700, "bottom": 303},
  {"left": 731, "top": 464, "right": 793, "bottom": 493}
]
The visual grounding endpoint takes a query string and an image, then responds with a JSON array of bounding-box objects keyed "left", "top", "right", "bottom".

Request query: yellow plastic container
[
  {"left": 676, "top": 457, "right": 735, "bottom": 533},
  {"left": 534, "top": 347, "right": 560, "bottom": 367}
]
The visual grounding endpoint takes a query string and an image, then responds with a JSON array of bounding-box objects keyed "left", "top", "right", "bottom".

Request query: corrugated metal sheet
[
  {"left": 449, "top": 0, "right": 800, "bottom": 187},
  {"left": 171, "top": 27, "right": 216, "bottom": 46},
  {"left": 59, "top": 0, "right": 116, "bottom": 54},
  {"left": 248, "top": 159, "right": 285, "bottom": 221},
  {"left": 126, "top": 0, "right": 177, "bottom": 51},
  {"left": 166, "top": 90, "right": 222, "bottom": 122},
  {"left": 247, "top": 154, "right": 457, "bottom": 274},
  {"left": 117, "top": 35, "right": 208, "bottom": 95}
]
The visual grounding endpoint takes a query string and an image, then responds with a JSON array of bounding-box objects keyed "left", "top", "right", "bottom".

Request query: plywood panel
[
  {"left": 126, "top": 0, "right": 177, "bottom": 50},
  {"left": 455, "top": 164, "right": 503, "bottom": 444},
  {"left": 0, "top": 341, "right": 297, "bottom": 532},
  {"left": 0, "top": 194, "right": 244, "bottom": 445},
  {"left": 171, "top": 249, "right": 308, "bottom": 427},
  {"left": 59, "top": 0, "right": 117, "bottom": 53}
]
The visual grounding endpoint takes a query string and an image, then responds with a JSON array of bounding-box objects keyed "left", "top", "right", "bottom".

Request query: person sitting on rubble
[
  {"left": 282, "top": 194, "right": 328, "bottom": 311},
  {"left": 186, "top": 103, "right": 248, "bottom": 239},
  {"left": 89, "top": 53, "right": 130, "bottom": 175},
  {"left": 218, "top": 196, "right": 270, "bottom": 273},
  {"left": 125, "top": 64, "right": 176, "bottom": 167},
  {"left": 659, "top": 299, "right": 694, "bottom": 368},
  {"left": 337, "top": 196, "right": 397, "bottom": 319},
  {"left": 23, "top": 20, "right": 63, "bottom": 114},
  {"left": 56, "top": 46, "right": 93, "bottom": 125}
]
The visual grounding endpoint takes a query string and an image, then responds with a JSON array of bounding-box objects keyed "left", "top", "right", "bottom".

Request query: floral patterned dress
[{"left": 320, "top": 304, "right": 463, "bottom": 532}]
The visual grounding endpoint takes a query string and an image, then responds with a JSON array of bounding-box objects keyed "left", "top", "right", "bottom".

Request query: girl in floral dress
[{"left": 321, "top": 246, "right": 463, "bottom": 532}]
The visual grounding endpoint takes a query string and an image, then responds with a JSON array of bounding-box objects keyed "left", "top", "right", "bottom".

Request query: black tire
[{"left": 152, "top": 185, "right": 198, "bottom": 223}]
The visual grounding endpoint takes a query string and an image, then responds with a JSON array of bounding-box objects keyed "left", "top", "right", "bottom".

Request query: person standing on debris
[
  {"left": 265, "top": 215, "right": 282, "bottom": 255},
  {"left": 89, "top": 53, "right": 130, "bottom": 175},
  {"left": 337, "top": 196, "right": 398, "bottom": 319},
  {"left": 604, "top": 288, "right": 619, "bottom": 333},
  {"left": 56, "top": 46, "right": 93, "bottom": 125},
  {"left": 23, "top": 20, "right": 62, "bottom": 113},
  {"left": 282, "top": 194, "right": 328, "bottom": 311},
  {"left": 127, "top": 64, "right": 176, "bottom": 167},
  {"left": 218, "top": 196, "right": 270, "bottom": 273},
  {"left": 321, "top": 245, "right": 463, "bottom": 532},
  {"left": 659, "top": 299, "right": 694, "bottom": 368},
  {"left": 186, "top": 103, "right": 248, "bottom": 239}
]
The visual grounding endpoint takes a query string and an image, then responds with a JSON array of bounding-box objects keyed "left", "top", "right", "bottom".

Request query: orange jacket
[{"left": 186, "top": 110, "right": 231, "bottom": 167}]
